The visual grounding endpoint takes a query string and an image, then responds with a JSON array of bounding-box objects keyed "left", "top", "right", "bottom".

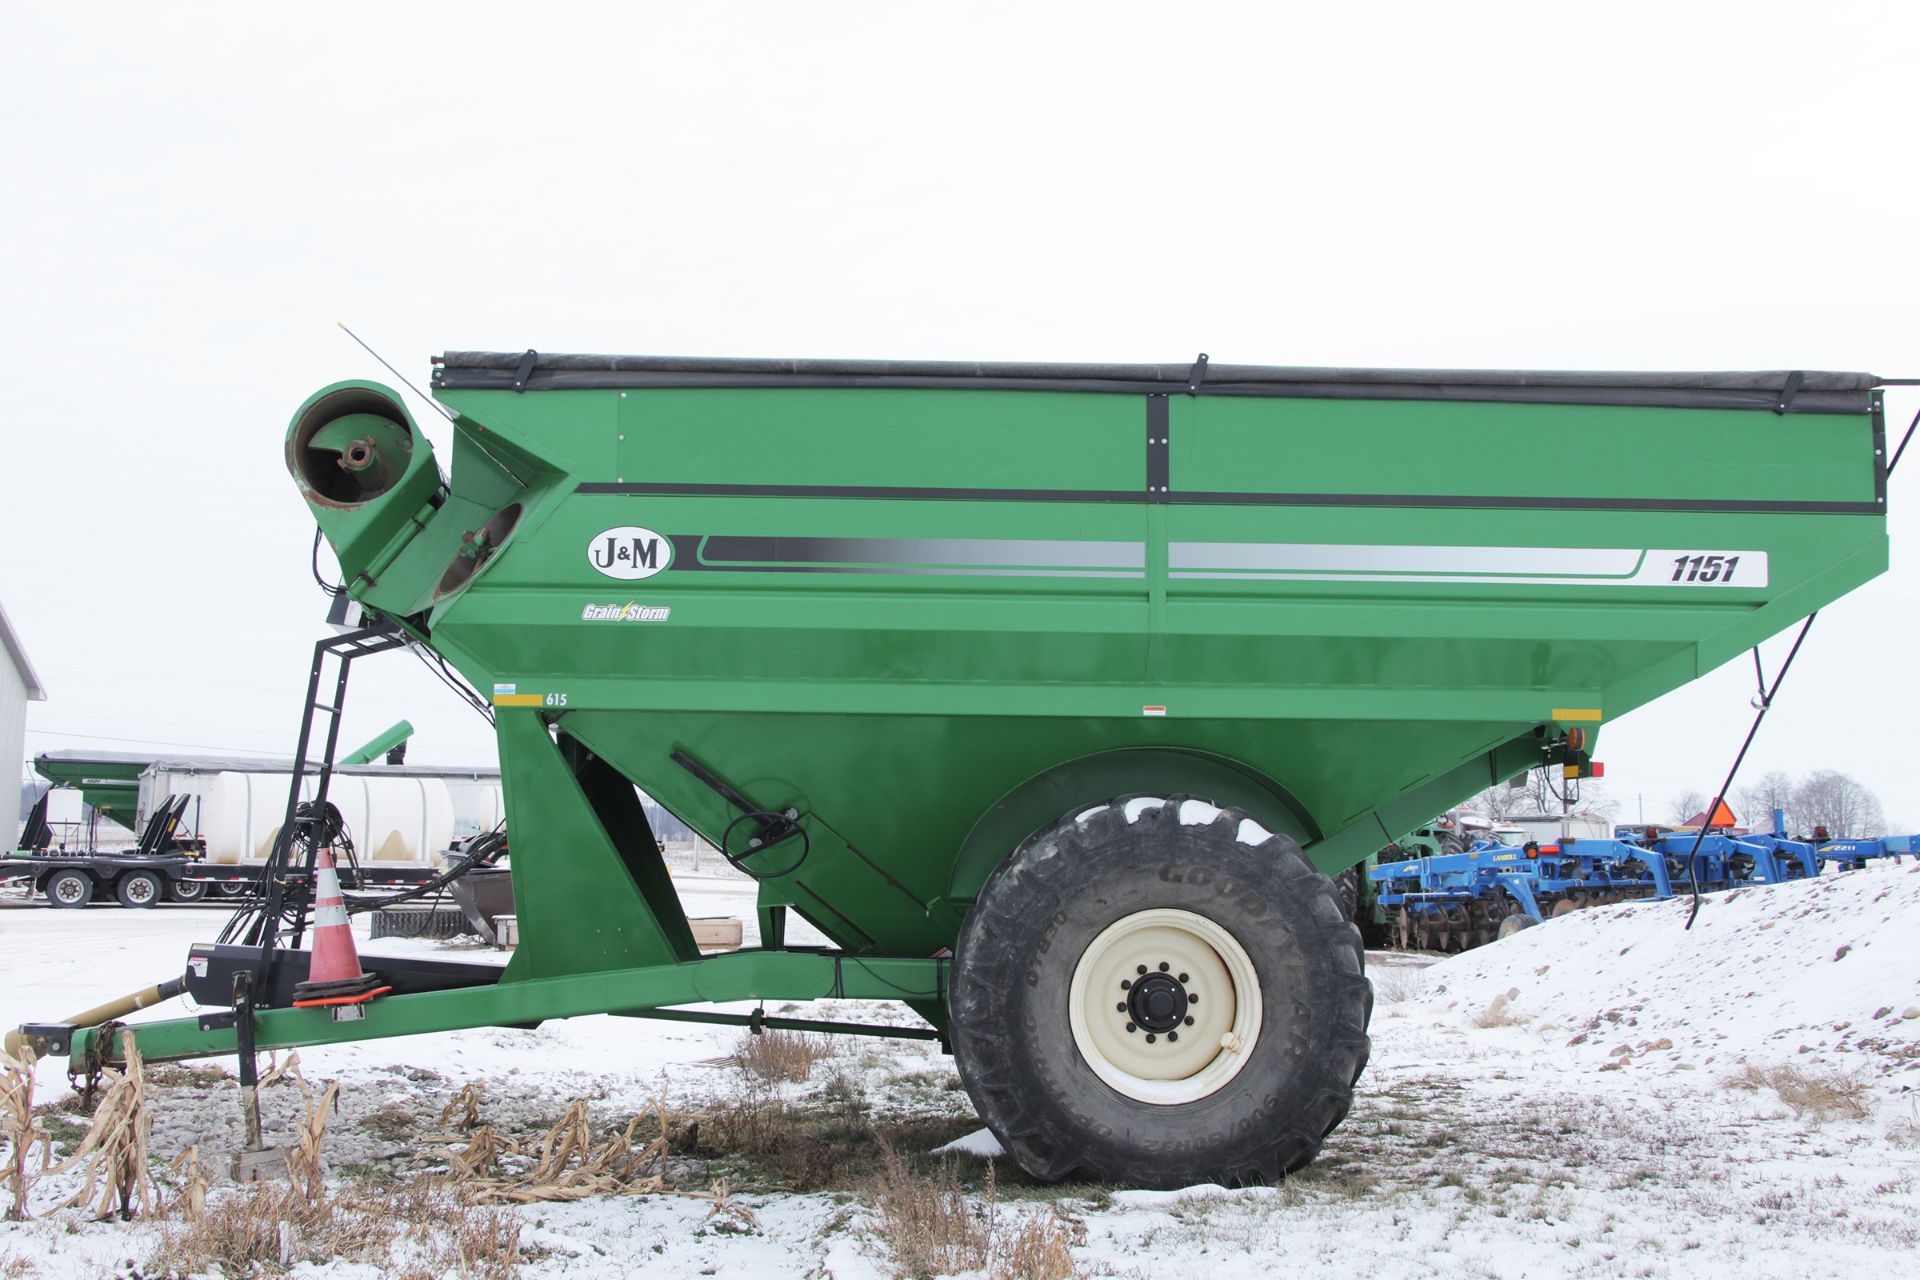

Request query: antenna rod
[{"left": 337, "top": 323, "right": 456, "bottom": 421}]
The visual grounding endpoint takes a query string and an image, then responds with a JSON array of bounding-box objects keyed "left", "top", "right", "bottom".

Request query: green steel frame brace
[{"left": 70, "top": 950, "right": 947, "bottom": 1069}]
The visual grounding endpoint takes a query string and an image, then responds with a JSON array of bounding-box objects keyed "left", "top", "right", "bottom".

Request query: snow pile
[{"left": 1413, "top": 859, "right": 1920, "bottom": 1092}]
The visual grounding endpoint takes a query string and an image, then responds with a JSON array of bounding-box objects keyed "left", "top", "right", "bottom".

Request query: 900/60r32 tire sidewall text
[{"left": 948, "top": 795, "right": 1372, "bottom": 1188}]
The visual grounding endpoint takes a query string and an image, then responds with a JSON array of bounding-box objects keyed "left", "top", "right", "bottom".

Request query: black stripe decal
[
  {"left": 1146, "top": 396, "right": 1169, "bottom": 503},
  {"left": 1873, "top": 392, "right": 1889, "bottom": 510},
  {"left": 582, "top": 481, "right": 1877, "bottom": 515}
]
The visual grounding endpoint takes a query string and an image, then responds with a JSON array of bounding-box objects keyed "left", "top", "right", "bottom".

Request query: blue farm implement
[
  {"left": 1372, "top": 811, "right": 1830, "bottom": 951},
  {"left": 1814, "top": 835, "right": 1919, "bottom": 871}
]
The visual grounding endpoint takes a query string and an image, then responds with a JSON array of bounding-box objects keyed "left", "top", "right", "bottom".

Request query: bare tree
[
  {"left": 1576, "top": 787, "right": 1620, "bottom": 820},
  {"left": 1471, "top": 771, "right": 1557, "bottom": 821},
  {"left": 1793, "top": 770, "right": 1885, "bottom": 838},
  {"left": 1732, "top": 770, "right": 1796, "bottom": 832},
  {"left": 1668, "top": 788, "right": 1708, "bottom": 824},
  {"left": 1469, "top": 773, "right": 1617, "bottom": 823}
]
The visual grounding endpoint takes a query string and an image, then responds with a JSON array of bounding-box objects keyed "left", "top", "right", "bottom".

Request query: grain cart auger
[{"left": 25, "top": 354, "right": 1898, "bottom": 1189}]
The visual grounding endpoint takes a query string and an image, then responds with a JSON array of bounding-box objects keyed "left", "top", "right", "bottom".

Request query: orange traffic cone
[{"left": 291, "top": 845, "right": 391, "bottom": 1008}]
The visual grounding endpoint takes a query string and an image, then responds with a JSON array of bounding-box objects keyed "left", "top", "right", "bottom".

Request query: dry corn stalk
[
  {"left": 440, "top": 1082, "right": 485, "bottom": 1132},
  {"left": 443, "top": 1125, "right": 518, "bottom": 1178},
  {"left": 172, "top": 1144, "right": 208, "bottom": 1222},
  {"left": 51, "top": 1030, "right": 156, "bottom": 1220},
  {"left": 266, "top": 1054, "right": 338, "bottom": 1204},
  {"left": 2, "top": 1045, "right": 54, "bottom": 1221},
  {"left": 698, "top": 1177, "right": 760, "bottom": 1232},
  {"left": 460, "top": 1098, "right": 671, "bottom": 1204}
]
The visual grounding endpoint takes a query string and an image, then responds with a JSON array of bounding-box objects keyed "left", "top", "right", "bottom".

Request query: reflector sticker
[
  {"left": 1552, "top": 708, "right": 1604, "bottom": 722},
  {"left": 1142, "top": 705, "right": 1168, "bottom": 717}
]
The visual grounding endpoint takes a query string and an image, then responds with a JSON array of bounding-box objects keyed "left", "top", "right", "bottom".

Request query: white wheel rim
[
  {"left": 1068, "top": 908, "right": 1264, "bottom": 1105},
  {"left": 126, "top": 878, "right": 155, "bottom": 903},
  {"left": 54, "top": 877, "right": 85, "bottom": 903}
]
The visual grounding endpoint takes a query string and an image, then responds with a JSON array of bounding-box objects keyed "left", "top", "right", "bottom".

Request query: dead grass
[
  {"left": 149, "top": 1176, "right": 526, "bottom": 1280},
  {"left": 1472, "top": 987, "right": 1528, "bottom": 1029},
  {"left": 0, "top": 1249, "right": 34, "bottom": 1279},
  {"left": 733, "top": 1028, "right": 834, "bottom": 1084},
  {"left": 991, "top": 1207, "right": 1083, "bottom": 1280},
  {"left": 1723, "top": 1062, "right": 1873, "bottom": 1122},
  {"left": 149, "top": 1181, "right": 391, "bottom": 1277},
  {"left": 362, "top": 1101, "right": 422, "bottom": 1141},
  {"left": 870, "top": 1137, "right": 992, "bottom": 1279},
  {"left": 1369, "top": 966, "right": 1430, "bottom": 1004},
  {"left": 686, "top": 1063, "right": 975, "bottom": 1192},
  {"left": 861, "top": 1131, "right": 1092, "bottom": 1279}
]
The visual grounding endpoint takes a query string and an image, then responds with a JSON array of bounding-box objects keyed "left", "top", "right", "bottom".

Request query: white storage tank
[{"left": 139, "top": 761, "right": 499, "bottom": 866}]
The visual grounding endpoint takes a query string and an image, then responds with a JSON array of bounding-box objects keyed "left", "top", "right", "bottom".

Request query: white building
[{"left": 2, "top": 602, "right": 48, "bottom": 852}]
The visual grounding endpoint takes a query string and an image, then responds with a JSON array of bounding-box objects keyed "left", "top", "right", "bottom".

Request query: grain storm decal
[{"left": 588, "top": 526, "right": 673, "bottom": 580}]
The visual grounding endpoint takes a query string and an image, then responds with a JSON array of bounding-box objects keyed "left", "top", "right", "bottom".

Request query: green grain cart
[{"left": 30, "top": 355, "right": 1896, "bottom": 1187}]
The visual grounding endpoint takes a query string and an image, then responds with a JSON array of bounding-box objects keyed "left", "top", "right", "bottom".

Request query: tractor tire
[
  {"left": 168, "top": 878, "right": 208, "bottom": 903},
  {"left": 1332, "top": 866, "right": 1361, "bottom": 925},
  {"left": 116, "top": 870, "right": 165, "bottom": 909},
  {"left": 1496, "top": 912, "right": 1537, "bottom": 940},
  {"left": 44, "top": 869, "right": 94, "bottom": 909},
  {"left": 948, "top": 794, "right": 1373, "bottom": 1189}
]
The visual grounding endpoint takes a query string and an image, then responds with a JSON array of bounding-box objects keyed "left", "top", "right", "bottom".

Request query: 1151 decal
[{"left": 1670, "top": 554, "right": 1739, "bottom": 583}]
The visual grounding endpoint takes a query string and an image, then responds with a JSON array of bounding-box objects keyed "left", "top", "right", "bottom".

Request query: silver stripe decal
[
  {"left": 1169, "top": 543, "right": 1768, "bottom": 587},
  {"left": 1170, "top": 542, "right": 1638, "bottom": 575}
]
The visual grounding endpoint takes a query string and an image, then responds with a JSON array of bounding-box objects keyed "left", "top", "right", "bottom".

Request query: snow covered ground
[{"left": 3, "top": 862, "right": 1919, "bottom": 1278}]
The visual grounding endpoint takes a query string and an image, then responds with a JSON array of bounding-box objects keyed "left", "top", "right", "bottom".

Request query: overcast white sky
[{"left": 3, "top": 2, "right": 1916, "bottom": 827}]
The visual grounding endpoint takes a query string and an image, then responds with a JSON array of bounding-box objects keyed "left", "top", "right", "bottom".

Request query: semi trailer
[
  {"left": 18, "top": 352, "right": 1900, "bottom": 1188},
  {"left": 3, "top": 737, "right": 503, "bottom": 906}
]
